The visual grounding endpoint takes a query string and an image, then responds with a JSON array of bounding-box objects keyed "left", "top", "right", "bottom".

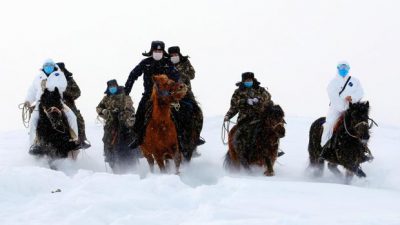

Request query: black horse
[
  {"left": 224, "top": 104, "right": 286, "bottom": 176},
  {"left": 29, "top": 88, "right": 79, "bottom": 161},
  {"left": 308, "top": 101, "right": 375, "bottom": 181},
  {"left": 172, "top": 96, "right": 203, "bottom": 162}
]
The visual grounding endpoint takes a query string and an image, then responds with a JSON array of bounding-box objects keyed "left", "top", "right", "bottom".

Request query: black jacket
[{"left": 124, "top": 57, "right": 180, "bottom": 95}]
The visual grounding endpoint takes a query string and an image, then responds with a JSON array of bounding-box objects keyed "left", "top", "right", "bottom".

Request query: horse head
[
  {"left": 346, "top": 101, "right": 371, "bottom": 142},
  {"left": 263, "top": 104, "right": 286, "bottom": 138},
  {"left": 152, "top": 75, "right": 187, "bottom": 103},
  {"left": 40, "top": 87, "right": 65, "bottom": 131}
]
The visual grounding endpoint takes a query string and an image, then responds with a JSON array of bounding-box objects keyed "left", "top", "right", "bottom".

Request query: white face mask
[
  {"left": 170, "top": 56, "right": 180, "bottom": 64},
  {"left": 152, "top": 52, "right": 163, "bottom": 61}
]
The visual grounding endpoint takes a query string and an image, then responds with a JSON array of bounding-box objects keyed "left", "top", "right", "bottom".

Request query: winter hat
[
  {"left": 337, "top": 61, "right": 350, "bottom": 70},
  {"left": 168, "top": 46, "right": 189, "bottom": 60},
  {"left": 241, "top": 72, "right": 255, "bottom": 81},
  {"left": 104, "top": 79, "right": 119, "bottom": 93},
  {"left": 43, "top": 58, "right": 55, "bottom": 68},
  {"left": 142, "top": 40, "right": 168, "bottom": 57}
]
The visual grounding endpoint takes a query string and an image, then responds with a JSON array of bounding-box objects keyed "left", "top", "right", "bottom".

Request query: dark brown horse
[
  {"left": 224, "top": 104, "right": 286, "bottom": 176},
  {"left": 141, "top": 75, "right": 187, "bottom": 173},
  {"left": 308, "top": 101, "right": 375, "bottom": 182}
]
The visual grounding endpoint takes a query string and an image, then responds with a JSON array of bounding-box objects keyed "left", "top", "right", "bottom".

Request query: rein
[
  {"left": 221, "top": 120, "right": 236, "bottom": 145},
  {"left": 19, "top": 103, "right": 33, "bottom": 128},
  {"left": 43, "top": 106, "right": 66, "bottom": 134},
  {"left": 343, "top": 113, "right": 378, "bottom": 139}
]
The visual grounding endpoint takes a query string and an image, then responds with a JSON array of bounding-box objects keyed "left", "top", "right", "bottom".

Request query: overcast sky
[{"left": 0, "top": 0, "right": 399, "bottom": 132}]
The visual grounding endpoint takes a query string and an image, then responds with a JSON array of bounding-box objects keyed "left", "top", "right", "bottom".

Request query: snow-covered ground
[{"left": 1, "top": 117, "right": 399, "bottom": 225}]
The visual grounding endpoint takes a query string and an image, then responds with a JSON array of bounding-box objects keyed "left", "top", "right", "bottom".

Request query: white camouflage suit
[
  {"left": 321, "top": 74, "right": 364, "bottom": 146},
  {"left": 25, "top": 65, "right": 79, "bottom": 145}
]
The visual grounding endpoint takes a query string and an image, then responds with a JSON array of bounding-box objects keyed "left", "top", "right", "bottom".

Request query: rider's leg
[
  {"left": 320, "top": 108, "right": 342, "bottom": 158},
  {"left": 129, "top": 95, "right": 149, "bottom": 148},
  {"left": 321, "top": 108, "right": 342, "bottom": 146},
  {"left": 67, "top": 103, "right": 90, "bottom": 148},
  {"left": 63, "top": 104, "right": 79, "bottom": 142},
  {"left": 29, "top": 106, "right": 39, "bottom": 145}
]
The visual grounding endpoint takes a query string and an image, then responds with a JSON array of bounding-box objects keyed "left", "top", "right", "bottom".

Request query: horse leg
[
  {"left": 155, "top": 156, "right": 166, "bottom": 173},
  {"left": 327, "top": 162, "right": 343, "bottom": 177},
  {"left": 345, "top": 170, "right": 354, "bottom": 184},
  {"left": 264, "top": 157, "right": 275, "bottom": 177},
  {"left": 68, "top": 150, "right": 80, "bottom": 160},
  {"left": 173, "top": 145, "right": 182, "bottom": 175},
  {"left": 144, "top": 154, "right": 155, "bottom": 173}
]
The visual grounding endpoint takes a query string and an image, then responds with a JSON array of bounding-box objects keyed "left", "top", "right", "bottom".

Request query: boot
[
  {"left": 129, "top": 134, "right": 143, "bottom": 149},
  {"left": 319, "top": 140, "right": 332, "bottom": 160},
  {"left": 196, "top": 137, "right": 206, "bottom": 146},
  {"left": 80, "top": 139, "right": 91, "bottom": 149},
  {"left": 353, "top": 166, "right": 367, "bottom": 178}
]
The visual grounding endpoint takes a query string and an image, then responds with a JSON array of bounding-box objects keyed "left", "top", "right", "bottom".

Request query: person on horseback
[
  {"left": 168, "top": 46, "right": 205, "bottom": 148},
  {"left": 97, "top": 79, "right": 136, "bottom": 170},
  {"left": 320, "top": 61, "right": 364, "bottom": 157},
  {"left": 57, "top": 62, "right": 91, "bottom": 149},
  {"left": 224, "top": 72, "right": 284, "bottom": 164},
  {"left": 124, "top": 41, "right": 180, "bottom": 149},
  {"left": 24, "top": 59, "right": 79, "bottom": 147}
]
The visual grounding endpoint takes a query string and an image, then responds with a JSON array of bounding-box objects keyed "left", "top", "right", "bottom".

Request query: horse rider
[
  {"left": 57, "top": 62, "right": 91, "bottom": 149},
  {"left": 320, "top": 61, "right": 364, "bottom": 156},
  {"left": 97, "top": 79, "right": 136, "bottom": 165},
  {"left": 124, "top": 40, "right": 180, "bottom": 149},
  {"left": 224, "top": 72, "right": 284, "bottom": 162},
  {"left": 168, "top": 46, "right": 205, "bottom": 146},
  {"left": 24, "top": 59, "right": 79, "bottom": 147}
]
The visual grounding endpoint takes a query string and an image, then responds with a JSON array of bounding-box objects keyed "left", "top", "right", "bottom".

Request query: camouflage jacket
[
  {"left": 96, "top": 87, "right": 135, "bottom": 129},
  {"left": 225, "top": 83, "right": 272, "bottom": 124},
  {"left": 175, "top": 59, "right": 195, "bottom": 89},
  {"left": 63, "top": 77, "right": 81, "bottom": 106}
]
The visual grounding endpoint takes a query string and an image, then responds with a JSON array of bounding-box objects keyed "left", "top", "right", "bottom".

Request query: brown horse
[
  {"left": 141, "top": 75, "right": 187, "bottom": 173},
  {"left": 224, "top": 104, "right": 286, "bottom": 176}
]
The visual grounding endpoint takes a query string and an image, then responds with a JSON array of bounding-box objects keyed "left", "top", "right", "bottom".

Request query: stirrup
[{"left": 196, "top": 137, "right": 206, "bottom": 146}]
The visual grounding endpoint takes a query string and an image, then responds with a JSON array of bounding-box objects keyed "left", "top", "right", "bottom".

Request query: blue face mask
[
  {"left": 244, "top": 81, "right": 253, "bottom": 88},
  {"left": 109, "top": 87, "right": 118, "bottom": 95},
  {"left": 338, "top": 68, "right": 349, "bottom": 77},
  {"left": 43, "top": 65, "right": 55, "bottom": 75}
]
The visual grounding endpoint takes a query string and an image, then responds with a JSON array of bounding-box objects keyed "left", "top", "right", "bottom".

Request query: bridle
[
  {"left": 343, "top": 113, "right": 378, "bottom": 139},
  {"left": 43, "top": 106, "right": 66, "bottom": 133}
]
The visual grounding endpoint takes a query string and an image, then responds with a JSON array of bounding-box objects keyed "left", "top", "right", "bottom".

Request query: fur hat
[
  {"left": 104, "top": 79, "right": 119, "bottom": 94},
  {"left": 241, "top": 72, "right": 255, "bottom": 81},
  {"left": 168, "top": 46, "right": 189, "bottom": 61},
  {"left": 142, "top": 40, "right": 168, "bottom": 57}
]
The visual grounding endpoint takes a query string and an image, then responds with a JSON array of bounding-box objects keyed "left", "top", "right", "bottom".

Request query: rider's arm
[
  {"left": 259, "top": 87, "right": 273, "bottom": 106},
  {"left": 185, "top": 60, "right": 195, "bottom": 80},
  {"left": 125, "top": 60, "right": 144, "bottom": 95},
  {"left": 96, "top": 97, "right": 107, "bottom": 119},
  {"left": 349, "top": 77, "right": 364, "bottom": 102},
  {"left": 327, "top": 79, "right": 346, "bottom": 111},
  {"left": 64, "top": 77, "right": 81, "bottom": 101},
  {"left": 25, "top": 75, "right": 39, "bottom": 105},
  {"left": 225, "top": 90, "right": 241, "bottom": 119}
]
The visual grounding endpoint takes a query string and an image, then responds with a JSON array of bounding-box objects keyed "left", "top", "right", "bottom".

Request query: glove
[
  {"left": 247, "top": 98, "right": 254, "bottom": 105},
  {"left": 24, "top": 101, "right": 31, "bottom": 108},
  {"left": 102, "top": 109, "right": 109, "bottom": 115},
  {"left": 252, "top": 98, "right": 259, "bottom": 103}
]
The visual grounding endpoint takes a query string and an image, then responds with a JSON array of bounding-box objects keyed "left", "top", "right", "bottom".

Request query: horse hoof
[{"left": 264, "top": 171, "right": 275, "bottom": 176}]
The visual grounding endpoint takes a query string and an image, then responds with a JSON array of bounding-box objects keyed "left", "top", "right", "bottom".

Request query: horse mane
[{"left": 40, "top": 87, "right": 63, "bottom": 109}]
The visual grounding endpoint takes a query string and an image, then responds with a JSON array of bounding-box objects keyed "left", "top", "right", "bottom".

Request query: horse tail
[
  {"left": 223, "top": 151, "right": 235, "bottom": 171},
  {"left": 308, "top": 117, "right": 325, "bottom": 167}
]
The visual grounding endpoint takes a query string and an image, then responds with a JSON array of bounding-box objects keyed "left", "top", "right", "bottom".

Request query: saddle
[{"left": 333, "top": 114, "right": 345, "bottom": 133}]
